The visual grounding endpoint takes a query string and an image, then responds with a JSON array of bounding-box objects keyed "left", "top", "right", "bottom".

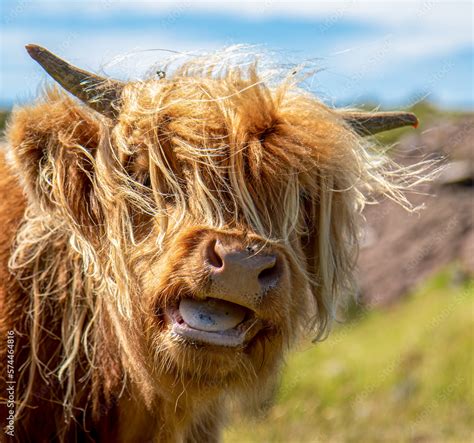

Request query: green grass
[
  {"left": 0, "top": 110, "right": 10, "bottom": 136},
  {"left": 225, "top": 267, "right": 474, "bottom": 443}
]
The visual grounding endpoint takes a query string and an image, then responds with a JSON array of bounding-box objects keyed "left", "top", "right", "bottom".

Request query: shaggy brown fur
[{"left": 0, "top": 52, "right": 422, "bottom": 442}]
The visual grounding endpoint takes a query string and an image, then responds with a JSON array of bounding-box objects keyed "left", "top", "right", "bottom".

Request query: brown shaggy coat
[{"left": 0, "top": 51, "right": 421, "bottom": 442}]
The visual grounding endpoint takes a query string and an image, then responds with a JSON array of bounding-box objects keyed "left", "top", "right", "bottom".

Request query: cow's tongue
[{"left": 179, "top": 298, "right": 247, "bottom": 332}]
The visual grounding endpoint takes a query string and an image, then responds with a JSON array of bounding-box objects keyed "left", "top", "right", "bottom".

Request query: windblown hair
[{"left": 3, "top": 49, "right": 426, "bottom": 439}]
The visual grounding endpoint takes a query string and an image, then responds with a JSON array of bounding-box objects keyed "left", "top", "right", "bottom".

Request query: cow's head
[{"left": 9, "top": 45, "right": 418, "bottom": 409}]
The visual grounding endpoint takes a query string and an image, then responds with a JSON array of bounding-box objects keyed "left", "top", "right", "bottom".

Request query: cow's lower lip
[{"left": 166, "top": 299, "right": 259, "bottom": 347}]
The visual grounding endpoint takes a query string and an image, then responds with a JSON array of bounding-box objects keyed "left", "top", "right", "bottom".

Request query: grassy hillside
[
  {"left": 0, "top": 110, "right": 9, "bottom": 136},
  {"left": 225, "top": 267, "right": 473, "bottom": 443}
]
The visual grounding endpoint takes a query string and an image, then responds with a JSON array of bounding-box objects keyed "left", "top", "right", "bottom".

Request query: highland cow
[{"left": 0, "top": 44, "right": 419, "bottom": 442}]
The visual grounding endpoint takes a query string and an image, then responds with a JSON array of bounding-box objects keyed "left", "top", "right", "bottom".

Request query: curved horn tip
[
  {"left": 409, "top": 113, "right": 419, "bottom": 128},
  {"left": 396, "top": 111, "right": 419, "bottom": 128},
  {"left": 25, "top": 43, "right": 44, "bottom": 59}
]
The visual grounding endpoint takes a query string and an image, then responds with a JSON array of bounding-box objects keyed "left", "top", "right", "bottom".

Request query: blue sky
[{"left": 1, "top": 1, "right": 472, "bottom": 109}]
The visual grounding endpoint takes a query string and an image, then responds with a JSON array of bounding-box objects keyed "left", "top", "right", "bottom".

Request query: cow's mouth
[{"left": 166, "top": 298, "right": 260, "bottom": 347}]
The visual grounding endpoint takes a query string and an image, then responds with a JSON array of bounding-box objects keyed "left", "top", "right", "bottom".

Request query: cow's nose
[{"left": 204, "top": 239, "right": 282, "bottom": 301}]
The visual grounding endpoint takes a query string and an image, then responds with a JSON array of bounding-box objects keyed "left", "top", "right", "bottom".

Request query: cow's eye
[
  {"left": 142, "top": 174, "right": 151, "bottom": 188},
  {"left": 299, "top": 189, "right": 310, "bottom": 202}
]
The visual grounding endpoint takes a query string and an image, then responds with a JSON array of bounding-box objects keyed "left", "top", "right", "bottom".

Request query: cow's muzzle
[{"left": 166, "top": 235, "right": 284, "bottom": 347}]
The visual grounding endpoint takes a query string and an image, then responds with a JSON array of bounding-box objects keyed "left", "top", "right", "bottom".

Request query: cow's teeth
[{"left": 179, "top": 298, "right": 246, "bottom": 332}]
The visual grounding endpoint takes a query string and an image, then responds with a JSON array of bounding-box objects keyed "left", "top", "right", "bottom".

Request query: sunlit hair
[{"left": 6, "top": 48, "right": 429, "bottom": 432}]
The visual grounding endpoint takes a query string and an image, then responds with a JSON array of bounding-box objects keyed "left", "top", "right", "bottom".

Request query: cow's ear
[{"left": 7, "top": 92, "right": 104, "bottom": 237}]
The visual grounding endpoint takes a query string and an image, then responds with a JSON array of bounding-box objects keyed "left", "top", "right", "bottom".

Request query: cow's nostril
[
  {"left": 204, "top": 238, "right": 282, "bottom": 296},
  {"left": 257, "top": 258, "right": 280, "bottom": 290},
  {"left": 205, "top": 239, "right": 224, "bottom": 269}
]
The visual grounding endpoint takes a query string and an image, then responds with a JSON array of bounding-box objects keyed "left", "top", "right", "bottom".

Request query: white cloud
[
  {"left": 1, "top": 0, "right": 472, "bottom": 107},
  {"left": 13, "top": 1, "right": 472, "bottom": 60},
  {"left": 33, "top": 0, "right": 473, "bottom": 28}
]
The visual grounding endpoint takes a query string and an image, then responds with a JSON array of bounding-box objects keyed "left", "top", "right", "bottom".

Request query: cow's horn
[
  {"left": 342, "top": 111, "right": 419, "bottom": 136},
  {"left": 25, "top": 44, "right": 124, "bottom": 118}
]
